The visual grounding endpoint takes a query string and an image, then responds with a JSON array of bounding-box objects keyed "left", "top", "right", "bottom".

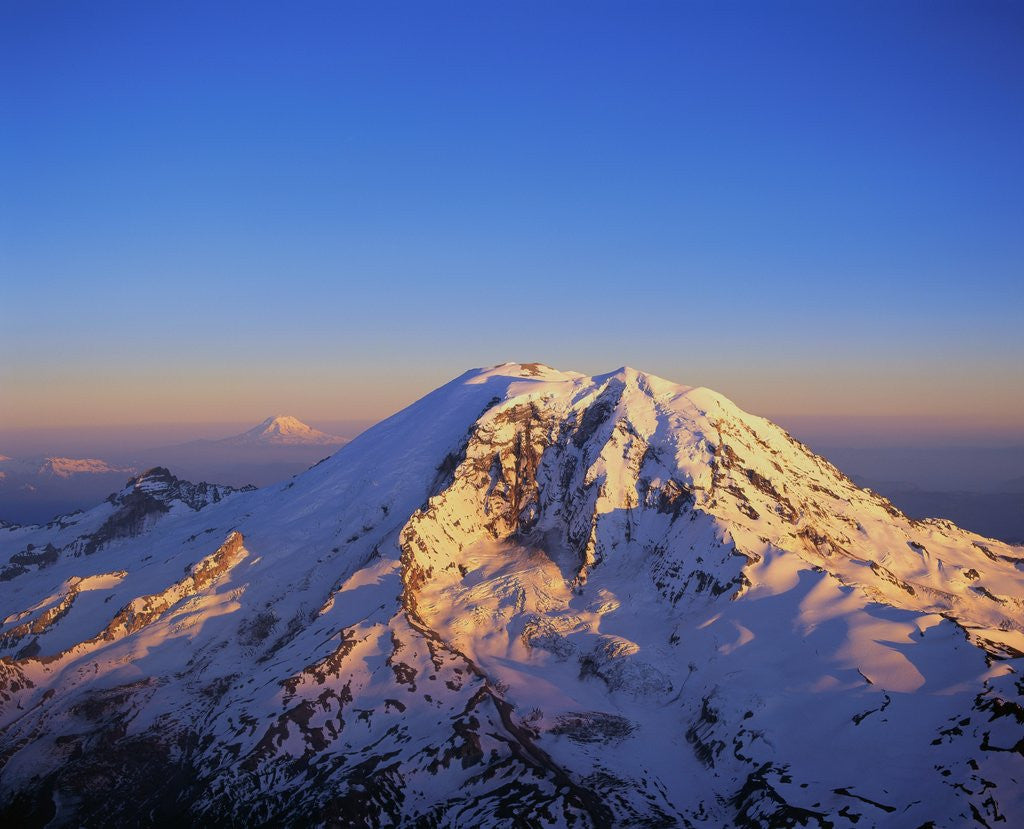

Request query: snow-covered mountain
[
  {"left": 218, "top": 415, "right": 345, "bottom": 447},
  {"left": 1, "top": 363, "right": 1022, "bottom": 827}
]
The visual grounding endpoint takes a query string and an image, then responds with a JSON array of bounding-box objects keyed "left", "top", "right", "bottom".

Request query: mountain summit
[
  {"left": 1, "top": 363, "right": 1022, "bottom": 826},
  {"left": 221, "top": 415, "right": 345, "bottom": 446}
]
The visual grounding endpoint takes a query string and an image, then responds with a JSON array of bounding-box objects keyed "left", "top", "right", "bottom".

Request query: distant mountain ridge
[
  {"left": 0, "top": 456, "right": 138, "bottom": 526},
  {"left": 0, "top": 417, "right": 347, "bottom": 525},
  {"left": 0, "top": 456, "right": 133, "bottom": 481}
]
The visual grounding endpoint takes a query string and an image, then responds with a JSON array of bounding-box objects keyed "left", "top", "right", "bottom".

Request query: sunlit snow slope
[{"left": 1, "top": 364, "right": 1022, "bottom": 827}]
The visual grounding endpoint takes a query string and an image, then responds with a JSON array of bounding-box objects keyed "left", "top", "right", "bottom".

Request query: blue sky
[{"left": 2, "top": 1, "right": 1022, "bottom": 431}]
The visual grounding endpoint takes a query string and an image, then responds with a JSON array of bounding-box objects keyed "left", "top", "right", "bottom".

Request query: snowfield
[{"left": 1, "top": 363, "right": 1022, "bottom": 827}]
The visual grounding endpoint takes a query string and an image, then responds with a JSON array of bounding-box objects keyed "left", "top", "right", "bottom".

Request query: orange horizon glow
[{"left": 2, "top": 361, "right": 1023, "bottom": 441}]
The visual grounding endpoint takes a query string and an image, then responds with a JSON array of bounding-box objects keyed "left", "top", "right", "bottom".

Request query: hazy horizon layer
[
  {"left": 2, "top": 406, "right": 1021, "bottom": 543},
  {"left": 4, "top": 408, "right": 1024, "bottom": 450},
  {"left": 0, "top": 419, "right": 376, "bottom": 457},
  {"left": 3, "top": 410, "right": 1022, "bottom": 491}
]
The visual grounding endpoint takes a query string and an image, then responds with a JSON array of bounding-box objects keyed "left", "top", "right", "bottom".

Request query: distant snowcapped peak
[
  {"left": 256, "top": 415, "right": 312, "bottom": 435},
  {"left": 226, "top": 415, "right": 344, "bottom": 447}
]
